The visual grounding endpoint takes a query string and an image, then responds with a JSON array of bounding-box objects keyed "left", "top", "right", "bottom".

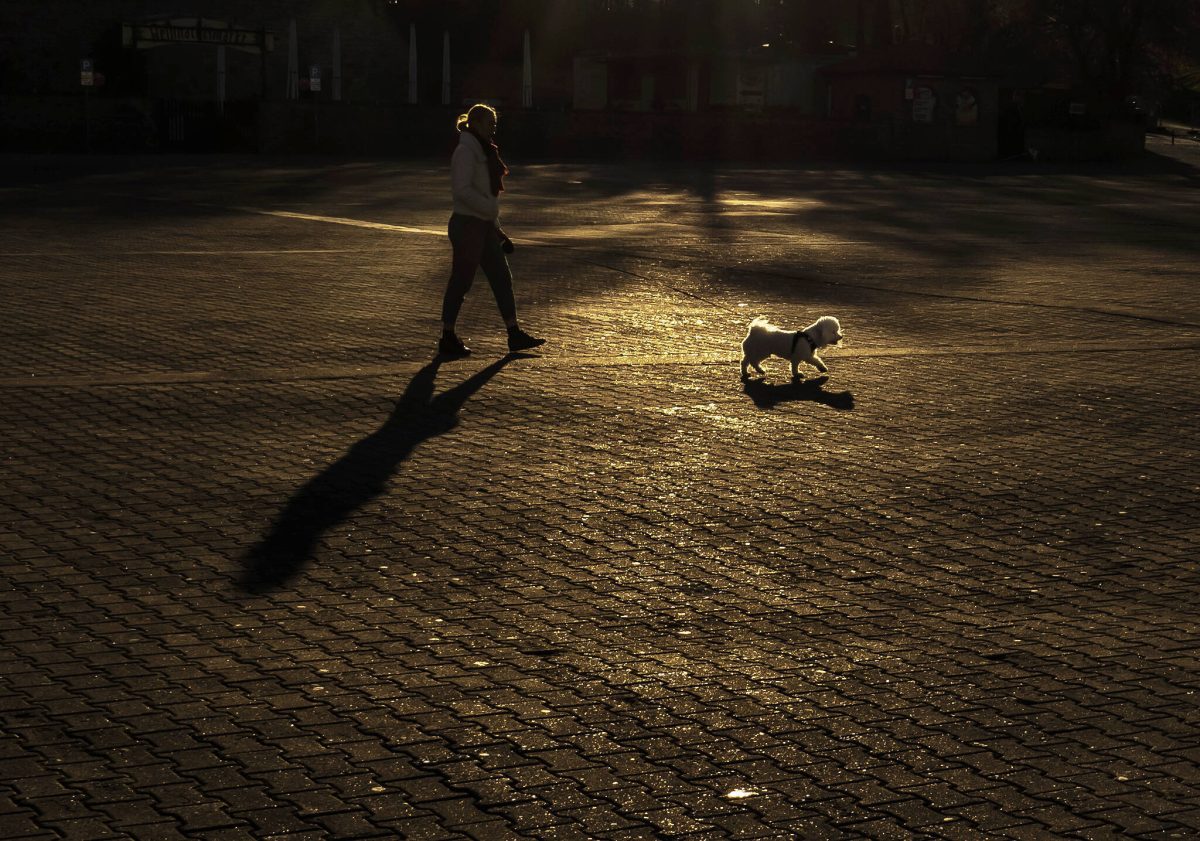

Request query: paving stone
[
  {"left": 111, "top": 825, "right": 189, "bottom": 841},
  {"left": 38, "top": 816, "right": 123, "bottom": 839},
  {"left": 233, "top": 805, "right": 315, "bottom": 836},
  {"left": 307, "top": 809, "right": 390, "bottom": 838},
  {"left": 2, "top": 151, "right": 1199, "bottom": 839},
  {"left": 0, "top": 811, "right": 58, "bottom": 839}
]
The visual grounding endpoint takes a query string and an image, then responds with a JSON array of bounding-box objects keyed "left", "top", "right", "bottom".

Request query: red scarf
[{"left": 468, "top": 129, "right": 508, "bottom": 196}]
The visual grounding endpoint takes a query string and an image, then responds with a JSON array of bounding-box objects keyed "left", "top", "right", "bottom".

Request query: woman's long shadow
[
  {"left": 239, "top": 355, "right": 514, "bottom": 593},
  {"left": 742, "top": 375, "right": 855, "bottom": 410}
]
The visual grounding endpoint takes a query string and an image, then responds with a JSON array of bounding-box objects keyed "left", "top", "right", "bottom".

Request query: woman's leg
[
  {"left": 477, "top": 225, "right": 517, "bottom": 325},
  {"left": 441, "top": 215, "right": 488, "bottom": 329},
  {"left": 479, "top": 228, "right": 544, "bottom": 350}
]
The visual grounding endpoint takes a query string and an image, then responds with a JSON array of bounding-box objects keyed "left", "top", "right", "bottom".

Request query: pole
[
  {"left": 286, "top": 19, "right": 298, "bottom": 100},
  {"left": 217, "top": 45, "right": 226, "bottom": 116},
  {"left": 522, "top": 30, "right": 532, "bottom": 109},
  {"left": 80, "top": 58, "right": 93, "bottom": 152},
  {"left": 332, "top": 27, "right": 342, "bottom": 102},
  {"left": 408, "top": 24, "right": 418, "bottom": 105},
  {"left": 441, "top": 31, "right": 450, "bottom": 106}
]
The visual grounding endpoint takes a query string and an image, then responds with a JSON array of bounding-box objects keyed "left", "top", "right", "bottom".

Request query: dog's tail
[{"left": 749, "top": 316, "right": 770, "bottom": 328}]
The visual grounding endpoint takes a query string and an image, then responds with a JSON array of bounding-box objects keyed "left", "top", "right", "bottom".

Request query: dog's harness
[{"left": 792, "top": 330, "right": 816, "bottom": 354}]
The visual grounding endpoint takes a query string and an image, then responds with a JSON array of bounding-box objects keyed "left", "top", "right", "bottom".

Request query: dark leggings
[{"left": 440, "top": 213, "right": 516, "bottom": 326}]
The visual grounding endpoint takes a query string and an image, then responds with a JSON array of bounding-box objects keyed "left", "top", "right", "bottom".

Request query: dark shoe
[
  {"left": 507, "top": 328, "right": 545, "bottom": 352},
  {"left": 438, "top": 333, "right": 471, "bottom": 357}
]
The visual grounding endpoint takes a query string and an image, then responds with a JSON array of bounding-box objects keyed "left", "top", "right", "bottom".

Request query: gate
[{"left": 152, "top": 99, "right": 259, "bottom": 151}]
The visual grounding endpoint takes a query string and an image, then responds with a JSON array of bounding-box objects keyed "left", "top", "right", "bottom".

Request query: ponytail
[{"left": 456, "top": 103, "right": 498, "bottom": 133}]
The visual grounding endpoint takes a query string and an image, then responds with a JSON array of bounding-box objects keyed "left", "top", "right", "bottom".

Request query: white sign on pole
[
  {"left": 81, "top": 59, "right": 94, "bottom": 86},
  {"left": 310, "top": 65, "right": 321, "bottom": 92}
]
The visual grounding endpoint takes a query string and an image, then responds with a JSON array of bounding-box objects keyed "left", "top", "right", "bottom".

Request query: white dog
[{"left": 740, "top": 315, "right": 843, "bottom": 380}]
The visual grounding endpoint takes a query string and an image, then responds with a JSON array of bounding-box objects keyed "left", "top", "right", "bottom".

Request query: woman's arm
[{"left": 451, "top": 145, "right": 498, "bottom": 220}]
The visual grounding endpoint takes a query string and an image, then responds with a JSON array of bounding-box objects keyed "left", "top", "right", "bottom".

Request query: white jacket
[{"left": 451, "top": 130, "right": 500, "bottom": 222}]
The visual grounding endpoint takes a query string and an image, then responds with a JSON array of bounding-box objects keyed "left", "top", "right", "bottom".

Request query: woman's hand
[{"left": 496, "top": 226, "right": 515, "bottom": 253}]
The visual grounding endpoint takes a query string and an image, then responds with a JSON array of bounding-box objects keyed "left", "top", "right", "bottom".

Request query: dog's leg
[{"left": 811, "top": 355, "right": 829, "bottom": 374}]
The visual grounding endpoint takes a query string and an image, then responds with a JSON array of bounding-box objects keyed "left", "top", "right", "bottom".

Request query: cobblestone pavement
[{"left": 2, "top": 136, "right": 1199, "bottom": 840}]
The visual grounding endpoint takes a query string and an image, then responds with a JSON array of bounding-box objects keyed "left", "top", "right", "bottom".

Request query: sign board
[
  {"left": 1069, "top": 101, "right": 1086, "bottom": 116},
  {"left": 912, "top": 87, "right": 936, "bottom": 123},
  {"left": 122, "top": 19, "right": 274, "bottom": 54},
  {"left": 81, "top": 59, "right": 94, "bottom": 87},
  {"left": 309, "top": 65, "right": 321, "bottom": 92}
]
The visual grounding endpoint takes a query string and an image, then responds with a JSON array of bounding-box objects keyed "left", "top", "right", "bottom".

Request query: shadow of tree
[
  {"left": 238, "top": 355, "right": 514, "bottom": 593},
  {"left": 742, "top": 375, "right": 855, "bottom": 411}
]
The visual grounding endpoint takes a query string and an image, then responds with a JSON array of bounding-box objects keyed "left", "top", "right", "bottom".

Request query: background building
[{"left": 2, "top": 0, "right": 1185, "bottom": 159}]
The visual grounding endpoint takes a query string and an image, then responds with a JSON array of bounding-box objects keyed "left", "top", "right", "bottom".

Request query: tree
[
  {"left": 892, "top": 0, "right": 994, "bottom": 50},
  {"left": 1003, "top": 0, "right": 1200, "bottom": 101}
]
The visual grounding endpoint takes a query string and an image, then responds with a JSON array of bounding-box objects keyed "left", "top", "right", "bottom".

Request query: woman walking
[{"left": 439, "top": 103, "right": 544, "bottom": 357}]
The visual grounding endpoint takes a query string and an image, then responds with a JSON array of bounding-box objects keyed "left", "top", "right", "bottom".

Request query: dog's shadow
[{"left": 742, "top": 375, "right": 855, "bottom": 410}]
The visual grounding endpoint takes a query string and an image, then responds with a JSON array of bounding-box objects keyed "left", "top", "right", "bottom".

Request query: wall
[
  {"left": 1, "top": 94, "right": 158, "bottom": 152},
  {"left": 827, "top": 72, "right": 1000, "bottom": 161},
  {"left": 1025, "top": 123, "right": 1147, "bottom": 161}
]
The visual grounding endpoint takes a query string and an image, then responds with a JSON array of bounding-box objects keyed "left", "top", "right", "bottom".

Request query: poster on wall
[
  {"left": 737, "top": 66, "right": 765, "bottom": 110},
  {"left": 912, "top": 87, "right": 936, "bottom": 123},
  {"left": 955, "top": 87, "right": 979, "bottom": 125}
]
